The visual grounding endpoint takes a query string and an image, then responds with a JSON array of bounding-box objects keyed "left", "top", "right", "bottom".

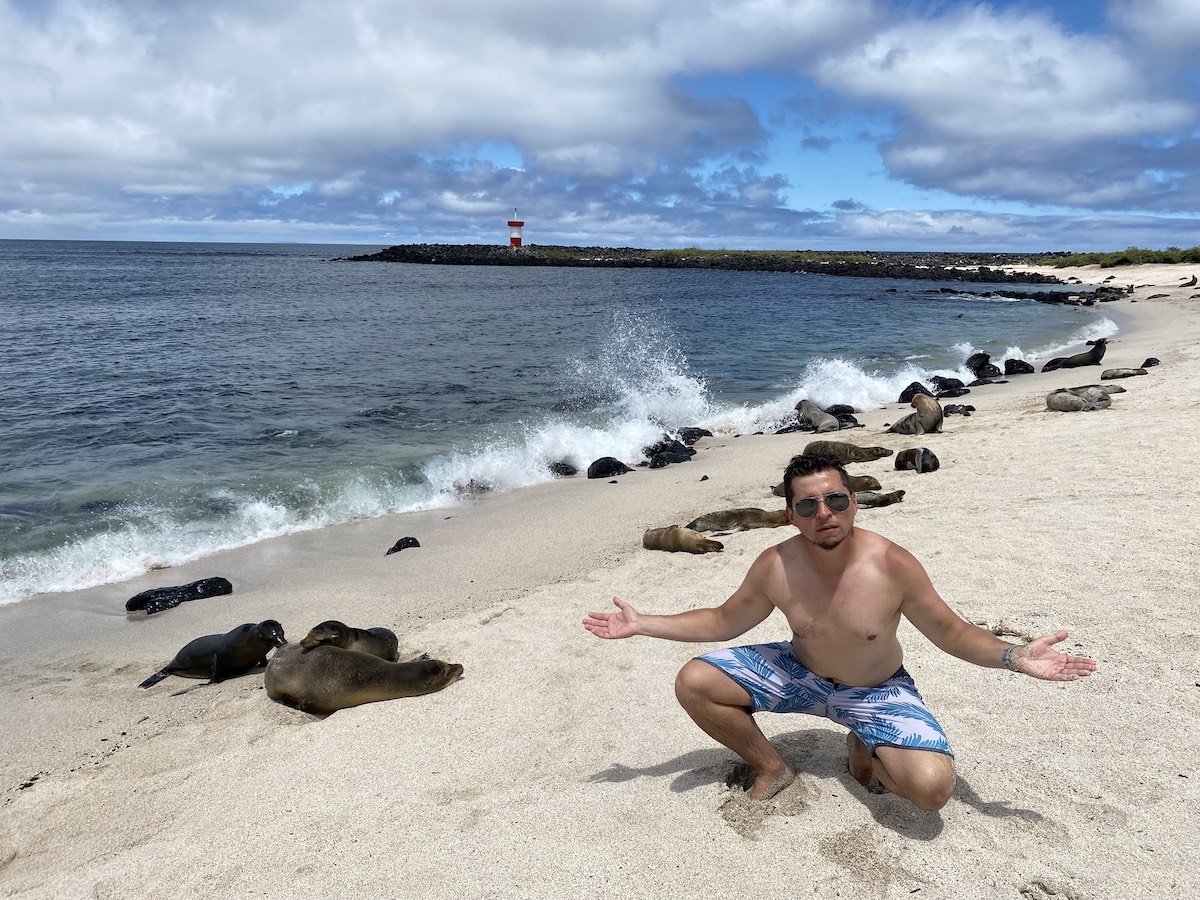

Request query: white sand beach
[{"left": 2, "top": 264, "right": 1198, "bottom": 899}]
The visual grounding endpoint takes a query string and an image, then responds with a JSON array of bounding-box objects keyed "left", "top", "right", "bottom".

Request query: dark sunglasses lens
[
  {"left": 826, "top": 492, "right": 851, "bottom": 512},
  {"left": 793, "top": 499, "right": 819, "bottom": 518}
]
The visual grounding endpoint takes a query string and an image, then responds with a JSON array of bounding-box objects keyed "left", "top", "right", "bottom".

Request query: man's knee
[
  {"left": 904, "top": 759, "right": 956, "bottom": 811},
  {"left": 674, "top": 659, "right": 710, "bottom": 707}
]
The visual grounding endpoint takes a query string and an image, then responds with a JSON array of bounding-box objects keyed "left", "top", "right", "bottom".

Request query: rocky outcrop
[{"left": 339, "top": 244, "right": 1073, "bottom": 284}]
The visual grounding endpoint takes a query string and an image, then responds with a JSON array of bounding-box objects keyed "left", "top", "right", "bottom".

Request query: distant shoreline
[{"left": 340, "top": 243, "right": 1073, "bottom": 283}]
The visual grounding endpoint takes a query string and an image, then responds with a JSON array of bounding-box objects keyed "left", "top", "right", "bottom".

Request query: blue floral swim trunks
[{"left": 696, "top": 641, "right": 953, "bottom": 757}]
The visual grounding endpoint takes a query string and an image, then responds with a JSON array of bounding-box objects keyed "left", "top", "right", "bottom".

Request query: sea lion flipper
[{"left": 138, "top": 670, "right": 170, "bottom": 689}]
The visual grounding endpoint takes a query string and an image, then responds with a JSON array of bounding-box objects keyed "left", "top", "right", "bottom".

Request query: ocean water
[{"left": 0, "top": 240, "right": 1116, "bottom": 606}]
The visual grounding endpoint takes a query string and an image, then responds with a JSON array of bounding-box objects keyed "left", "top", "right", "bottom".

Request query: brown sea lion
[
  {"left": 1100, "top": 367, "right": 1148, "bottom": 380},
  {"left": 642, "top": 525, "right": 723, "bottom": 553},
  {"left": 855, "top": 490, "right": 905, "bottom": 508},
  {"left": 886, "top": 394, "right": 943, "bottom": 436},
  {"left": 802, "top": 440, "right": 894, "bottom": 464},
  {"left": 1068, "top": 383, "right": 1125, "bottom": 394},
  {"left": 796, "top": 399, "right": 840, "bottom": 433},
  {"left": 300, "top": 620, "right": 400, "bottom": 662},
  {"left": 684, "top": 508, "right": 788, "bottom": 532},
  {"left": 1041, "top": 338, "right": 1108, "bottom": 372},
  {"left": 1046, "top": 388, "right": 1111, "bottom": 412},
  {"left": 264, "top": 643, "right": 462, "bottom": 715},
  {"left": 139, "top": 620, "right": 286, "bottom": 689},
  {"left": 894, "top": 448, "right": 940, "bottom": 473}
]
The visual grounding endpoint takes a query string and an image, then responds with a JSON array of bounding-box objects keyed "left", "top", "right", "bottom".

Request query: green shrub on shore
[{"left": 1050, "top": 246, "right": 1200, "bottom": 268}]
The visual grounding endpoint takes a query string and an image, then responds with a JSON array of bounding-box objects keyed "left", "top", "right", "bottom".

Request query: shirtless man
[{"left": 583, "top": 453, "right": 1096, "bottom": 810}]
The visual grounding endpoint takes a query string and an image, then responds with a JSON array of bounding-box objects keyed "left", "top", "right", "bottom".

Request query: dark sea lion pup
[
  {"left": 895, "top": 448, "right": 940, "bottom": 473},
  {"left": 386, "top": 537, "right": 420, "bottom": 555},
  {"left": 300, "top": 620, "right": 400, "bottom": 662},
  {"left": 265, "top": 643, "right": 463, "bottom": 715},
  {"left": 139, "top": 619, "right": 286, "bottom": 689}
]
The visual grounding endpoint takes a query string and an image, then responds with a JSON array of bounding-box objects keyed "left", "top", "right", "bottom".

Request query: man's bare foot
[
  {"left": 749, "top": 767, "right": 796, "bottom": 801},
  {"left": 846, "top": 733, "right": 888, "bottom": 794}
]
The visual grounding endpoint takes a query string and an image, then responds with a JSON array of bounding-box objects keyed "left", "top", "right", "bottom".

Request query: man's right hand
[{"left": 582, "top": 596, "right": 640, "bottom": 639}]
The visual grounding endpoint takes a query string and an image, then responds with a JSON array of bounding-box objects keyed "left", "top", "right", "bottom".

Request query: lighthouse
[{"left": 507, "top": 209, "right": 524, "bottom": 248}]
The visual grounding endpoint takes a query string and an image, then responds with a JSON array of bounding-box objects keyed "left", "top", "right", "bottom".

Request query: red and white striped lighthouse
[{"left": 507, "top": 209, "right": 524, "bottom": 248}]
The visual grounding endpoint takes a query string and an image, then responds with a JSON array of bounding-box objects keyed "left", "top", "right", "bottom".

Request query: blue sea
[{"left": 0, "top": 240, "right": 1116, "bottom": 606}]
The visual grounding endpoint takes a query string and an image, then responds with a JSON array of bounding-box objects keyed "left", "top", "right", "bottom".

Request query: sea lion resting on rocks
[
  {"left": 643, "top": 525, "right": 723, "bottom": 554},
  {"left": 685, "top": 508, "right": 788, "bottom": 532},
  {"left": 803, "top": 440, "right": 894, "bottom": 464},
  {"left": 265, "top": 643, "right": 463, "bottom": 716},
  {"left": 886, "top": 394, "right": 943, "bottom": 436},
  {"left": 855, "top": 490, "right": 905, "bottom": 508},
  {"left": 1046, "top": 387, "right": 1111, "bottom": 412},
  {"left": 1041, "top": 338, "right": 1107, "bottom": 372},
  {"left": 300, "top": 620, "right": 400, "bottom": 662},
  {"left": 796, "top": 399, "right": 840, "bottom": 433},
  {"left": 139, "top": 620, "right": 286, "bottom": 689},
  {"left": 773, "top": 473, "right": 880, "bottom": 497}
]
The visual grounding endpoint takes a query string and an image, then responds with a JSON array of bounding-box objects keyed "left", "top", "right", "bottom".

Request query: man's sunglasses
[{"left": 792, "top": 492, "right": 852, "bottom": 518}]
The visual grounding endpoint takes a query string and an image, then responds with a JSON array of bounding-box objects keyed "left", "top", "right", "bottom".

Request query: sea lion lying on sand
[
  {"left": 1046, "top": 387, "right": 1111, "bottom": 412},
  {"left": 265, "top": 643, "right": 463, "bottom": 716},
  {"left": 300, "top": 620, "right": 400, "bottom": 662},
  {"left": 855, "top": 490, "right": 905, "bottom": 508},
  {"left": 895, "top": 448, "right": 940, "bottom": 473},
  {"left": 685, "top": 508, "right": 788, "bottom": 532},
  {"left": 139, "top": 620, "right": 286, "bottom": 689},
  {"left": 1101, "top": 368, "right": 1147, "bottom": 380},
  {"left": 643, "top": 525, "right": 723, "bottom": 553},
  {"left": 803, "top": 440, "right": 894, "bottom": 464}
]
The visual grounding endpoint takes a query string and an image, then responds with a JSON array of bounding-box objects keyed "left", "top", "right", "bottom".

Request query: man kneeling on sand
[{"left": 583, "top": 452, "right": 1096, "bottom": 811}]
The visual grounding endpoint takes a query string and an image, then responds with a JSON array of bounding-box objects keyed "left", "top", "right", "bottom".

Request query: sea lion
[
  {"left": 1041, "top": 338, "right": 1108, "bottom": 372},
  {"left": 1069, "top": 383, "right": 1125, "bottom": 394},
  {"left": 1046, "top": 388, "right": 1110, "bottom": 412},
  {"left": 299, "top": 620, "right": 400, "bottom": 662},
  {"left": 386, "top": 537, "right": 420, "bottom": 555},
  {"left": 684, "top": 508, "right": 788, "bottom": 532},
  {"left": 1181, "top": 275, "right": 1197, "bottom": 287},
  {"left": 265, "top": 643, "right": 462, "bottom": 716},
  {"left": 943, "top": 404, "right": 975, "bottom": 416},
  {"left": 773, "top": 473, "right": 879, "bottom": 497},
  {"left": 126, "top": 576, "right": 233, "bottom": 615},
  {"left": 803, "top": 440, "right": 894, "bottom": 464},
  {"left": 796, "top": 399, "right": 839, "bottom": 434},
  {"left": 1142, "top": 358, "right": 1160, "bottom": 368},
  {"left": 886, "top": 393, "right": 942, "bottom": 436},
  {"left": 642, "top": 525, "right": 723, "bottom": 554},
  {"left": 1100, "top": 367, "right": 1148, "bottom": 380},
  {"left": 138, "top": 619, "right": 286, "bottom": 689},
  {"left": 895, "top": 448, "right": 940, "bottom": 473},
  {"left": 855, "top": 489, "right": 905, "bottom": 508}
]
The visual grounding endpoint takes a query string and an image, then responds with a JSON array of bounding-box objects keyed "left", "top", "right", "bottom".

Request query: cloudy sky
[{"left": 2, "top": 0, "right": 1198, "bottom": 251}]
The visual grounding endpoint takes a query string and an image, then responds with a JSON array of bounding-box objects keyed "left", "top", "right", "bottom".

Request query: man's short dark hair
[{"left": 783, "top": 454, "right": 853, "bottom": 506}]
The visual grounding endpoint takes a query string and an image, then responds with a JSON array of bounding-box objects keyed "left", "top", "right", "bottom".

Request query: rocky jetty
[{"left": 339, "top": 243, "right": 1072, "bottom": 284}]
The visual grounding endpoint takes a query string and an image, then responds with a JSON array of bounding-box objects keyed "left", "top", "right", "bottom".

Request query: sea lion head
[
  {"left": 300, "top": 620, "right": 349, "bottom": 651},
  {"left": 414, "top": 659, "right": 465, "bottom": 690},
  {"left": 256, "top": 620, "right": 287, "bottom": 648}
]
